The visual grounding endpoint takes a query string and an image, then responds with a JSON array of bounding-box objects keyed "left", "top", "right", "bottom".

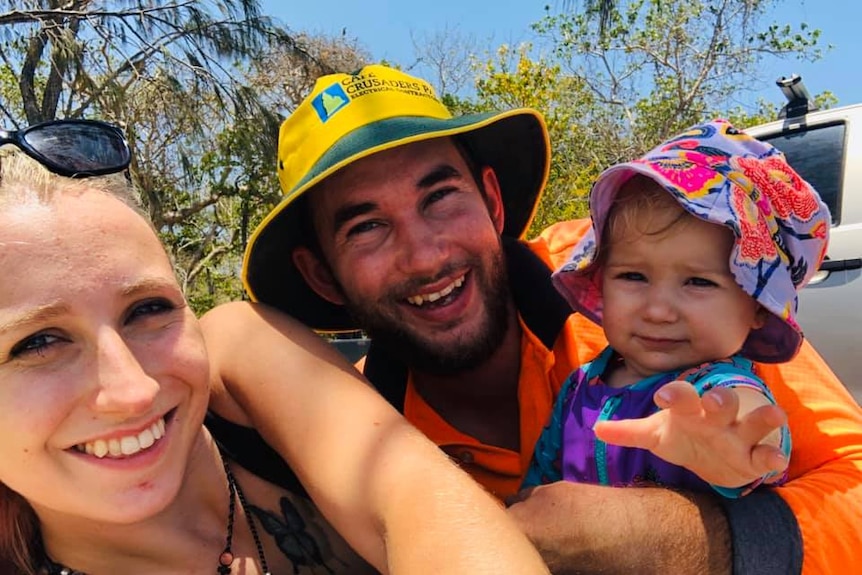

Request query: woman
[{"left": 0, "top": 119, "right": 549, "bottom": 575}]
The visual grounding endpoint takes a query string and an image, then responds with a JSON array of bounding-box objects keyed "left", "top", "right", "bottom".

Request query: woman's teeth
[
  {"left": 76, "top": 418, "right": 166, "bottom": 458},
  {"left": 407, "top": 276, "right": 465, "bottom": 306}
]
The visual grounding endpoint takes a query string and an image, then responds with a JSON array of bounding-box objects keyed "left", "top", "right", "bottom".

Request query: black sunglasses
[{"left": 0, "top": 119, "right": 131, "bottom": 178}]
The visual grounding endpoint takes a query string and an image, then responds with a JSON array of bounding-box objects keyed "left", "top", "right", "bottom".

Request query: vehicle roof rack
[{"left": 777, "top": 74, "right": 818, "bottom": 119}]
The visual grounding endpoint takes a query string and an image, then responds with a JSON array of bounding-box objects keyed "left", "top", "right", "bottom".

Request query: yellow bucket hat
[{"left": 242, "top": 63, "right": 550, "bottom": 331}]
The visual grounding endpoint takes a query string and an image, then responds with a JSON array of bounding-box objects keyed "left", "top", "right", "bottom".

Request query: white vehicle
[{"left": 745, "top": 75, "right": 862, "bottom": 403}]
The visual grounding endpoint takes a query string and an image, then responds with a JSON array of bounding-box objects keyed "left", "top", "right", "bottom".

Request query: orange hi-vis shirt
[
  {"left": 404, "top": 311, "right": 605, "bottom": 500},
  {"left": 401, "top": 219, "right": 862, "bottom": 574}
]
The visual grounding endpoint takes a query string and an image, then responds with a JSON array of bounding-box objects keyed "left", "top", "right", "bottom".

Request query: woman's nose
[{"left": 90, "top": 331, "right": 159, "bottom": 416}]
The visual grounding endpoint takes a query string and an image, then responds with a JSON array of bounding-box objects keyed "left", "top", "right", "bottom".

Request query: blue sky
[{"left": 259, "top": 0, "right": 862, "bottom": 110}]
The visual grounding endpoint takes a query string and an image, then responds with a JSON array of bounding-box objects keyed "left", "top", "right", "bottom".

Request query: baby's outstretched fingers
[
  {"left": 737, "top": 402, "right": 788, "bottom": 446},
  {"left": 653, "top": 380, "right": 702, "bottom": 413},
  {"left": 700, "top": 386, "right": 741, "bottom": 427},
  {"left": 752, "top": 442, "right": 789, "bottom": 475},
  {"left": 593, "top": 415, "right": 661, "bottom": 451}
]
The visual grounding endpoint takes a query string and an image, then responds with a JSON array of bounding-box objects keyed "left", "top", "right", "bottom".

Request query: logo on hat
[{"left": 312, "top": 83, "right": 350, "bottom": 123}]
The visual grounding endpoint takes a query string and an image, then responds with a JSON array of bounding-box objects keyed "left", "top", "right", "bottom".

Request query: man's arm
[{"left": 508, "top": 482, "right": 733, "bottom": 574}]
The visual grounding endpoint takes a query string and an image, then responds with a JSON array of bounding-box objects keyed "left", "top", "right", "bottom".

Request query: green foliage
[
  {"left": 0, "top": 1, "right": 840, "bottom": 311},
  {"left": 0, "top": 64, "right": 24, "bottom": 121},
  {"left": 455, "top": 44, "right": 597, "bottom": 232},
  {"left": 0, "top": 0, "right": 297, "bottom": 313},
  {"left": 459, "top": 0, "right": 829, "bottom": 237},
  {"left": 0, "top": 2, "right": 368, "bottom": 313}
]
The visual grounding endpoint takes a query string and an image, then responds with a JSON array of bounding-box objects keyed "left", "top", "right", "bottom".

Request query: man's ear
[
  {"left": 480, "top": 166, "right": 505, "bottom": 235},
  {"left": 292, "top": 247, "right": 345, "bottom": 305}
]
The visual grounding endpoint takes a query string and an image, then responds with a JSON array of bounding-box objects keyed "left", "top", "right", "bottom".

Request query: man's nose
[
  {"left": 395, "top": 219, "right": 450, "bottom": 276},
  {"left": 90, "top": 330, "right": 159, "bottom": 416}
]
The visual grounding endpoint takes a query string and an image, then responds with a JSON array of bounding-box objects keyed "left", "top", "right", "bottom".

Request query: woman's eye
[
  {"left": 127, "top": 298, "right": 175, "bottom": 322},
  {"left": 10, "top": 333, "right": 62, "bottom": 358}
]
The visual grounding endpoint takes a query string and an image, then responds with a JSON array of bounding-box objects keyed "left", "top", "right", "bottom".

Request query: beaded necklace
[
  {"left": 218, "top": 449, "right": 271, "bottom": 574},
  {"left": 44, "top": 448, "right": 270, "bottom": 575}
]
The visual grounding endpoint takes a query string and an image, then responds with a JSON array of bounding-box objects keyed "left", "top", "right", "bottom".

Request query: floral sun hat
[{"left": 553, "top": 119, "right": 831, "bottom": 363}]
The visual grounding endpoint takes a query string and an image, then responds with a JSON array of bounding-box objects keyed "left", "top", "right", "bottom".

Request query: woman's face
[{"left": 0, "top": 188, "right": 210, "bottom": 525}]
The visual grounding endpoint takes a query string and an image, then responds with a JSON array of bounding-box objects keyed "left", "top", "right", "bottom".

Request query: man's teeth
[
  {"left": 407, "top": 276, "right": 465, "bottom": 306},
  {"left": 77, "top": 418, "right": 166, "bottom": 459}
]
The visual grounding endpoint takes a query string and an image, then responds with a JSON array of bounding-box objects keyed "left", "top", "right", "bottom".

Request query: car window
[
  {"left": 330, "top": 337, "right": 370, "bottom": 362},
  {"left": 760, "top": 123, "right": 845, "bottom": 225}
]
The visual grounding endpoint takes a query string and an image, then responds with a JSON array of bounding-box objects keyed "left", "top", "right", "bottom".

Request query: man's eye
[
  {"left": 426, "top": 188, "right": 454, "bottom": 204},
  {"left": 346, "top": 220, "right": 381, "bottom": 237},
  {"left": 10, "top": 333, "right": 63, "bottom": 358}
]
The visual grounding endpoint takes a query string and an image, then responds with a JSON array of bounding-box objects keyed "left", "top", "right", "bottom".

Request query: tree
[
  {"left": 248, "top": 31, "right": 371, "bottom": 115},
  {"left": 0, "top": 2, "right": 370, "bottom": 311},
  {"left": 466, "top": 0, "right": 828, "bottom": 236},
  {"left": 562, "top": 0, "right": 617, "bottom": 36},
  {"left": 176, "top": 32, "right": 371, "bottom": 311},
  {"left": 454, "top": 44, "right": 599, "bottom": 230},
  {"left": 0, "top": 1, "right": 299, "bottom": 125},
  {"left": 537, "top": 0, "right": 825, "bottom": 145},
  {"left": 410, "top": 24, "right": 484, "bottom": 97},
  {"left": 0, "top": 1, "right": 304, "bottom": 309}
]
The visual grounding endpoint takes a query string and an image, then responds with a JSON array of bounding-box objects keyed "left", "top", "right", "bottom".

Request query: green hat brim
[{"left": 243, "top": 109, "right": 549, "bottom": 332}]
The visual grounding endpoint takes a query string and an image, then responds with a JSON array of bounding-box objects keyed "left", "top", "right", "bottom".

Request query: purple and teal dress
[{"left": 522, "top": 347, "right": 791, "bottom": 498}]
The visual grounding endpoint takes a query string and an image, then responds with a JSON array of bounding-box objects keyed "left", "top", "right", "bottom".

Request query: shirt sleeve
[
  {"left": 720, "top": 489, "right": 803, "bottom": 575},
  {"left": 521, "top": 370, "right": 581, "bottom": 488},
  {"left": 746, "top": 342, "right": 862, "bottom": 573}
]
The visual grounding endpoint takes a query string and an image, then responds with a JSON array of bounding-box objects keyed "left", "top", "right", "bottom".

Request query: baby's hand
[{"left": 593, "top": 381, "right": 788, "bottom": 489}]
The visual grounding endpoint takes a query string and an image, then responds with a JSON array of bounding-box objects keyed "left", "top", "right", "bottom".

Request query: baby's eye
[
  {"left": 616, "top": 271, "right": 646, "bottom": 282},
  {"left": 10, "top": 333, "right": 64, "bottom": 358},
  {"left": 687, "top": 277, "right": 718, "bottom": 287}
]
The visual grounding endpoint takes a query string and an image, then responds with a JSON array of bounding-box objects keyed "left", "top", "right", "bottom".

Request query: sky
[{"left": 258, "top": 0, "right": 862, "bottom": 112}]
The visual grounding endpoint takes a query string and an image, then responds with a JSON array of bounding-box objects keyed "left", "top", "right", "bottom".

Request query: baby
[{"left": 524, "top": 119, "right": 830, "bottom": 496}]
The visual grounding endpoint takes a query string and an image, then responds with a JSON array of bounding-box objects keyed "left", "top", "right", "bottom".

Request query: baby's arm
[
  {"left": 593, "top": 376, "right": 790, "bottom": 495},
  {"left": 521, "top": 372, "right": 580, "bottom": 489}
]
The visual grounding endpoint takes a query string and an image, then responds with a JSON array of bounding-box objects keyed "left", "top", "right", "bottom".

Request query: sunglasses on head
[{"left": 0, "top": 119, "right": 131, "bottom": 178}]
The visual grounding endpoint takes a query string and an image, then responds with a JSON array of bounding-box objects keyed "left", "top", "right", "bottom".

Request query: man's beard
[{"left": 341, "top": 247, "right": 511, "bottom": 376}]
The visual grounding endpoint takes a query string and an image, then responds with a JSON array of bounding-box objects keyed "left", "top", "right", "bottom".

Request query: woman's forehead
[
  {"left": 0, "top": 190, "right": 170, "bottom": 284},
  {"left": 1, "top": 187, "right": 145, "bottom": 231}
]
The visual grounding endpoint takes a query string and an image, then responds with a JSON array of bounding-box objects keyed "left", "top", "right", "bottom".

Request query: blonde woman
[{"left": 0, "top": 119, "right": 549, "bottom": 575}]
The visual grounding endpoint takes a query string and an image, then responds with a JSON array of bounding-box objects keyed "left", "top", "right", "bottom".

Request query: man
[{"left": 204, "top": 64, "right": 862, "bottom": 573}]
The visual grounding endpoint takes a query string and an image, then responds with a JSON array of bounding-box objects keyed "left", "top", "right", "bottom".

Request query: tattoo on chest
[{"left": 248, "top": 497, "right": 348, "bottom": 574}]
